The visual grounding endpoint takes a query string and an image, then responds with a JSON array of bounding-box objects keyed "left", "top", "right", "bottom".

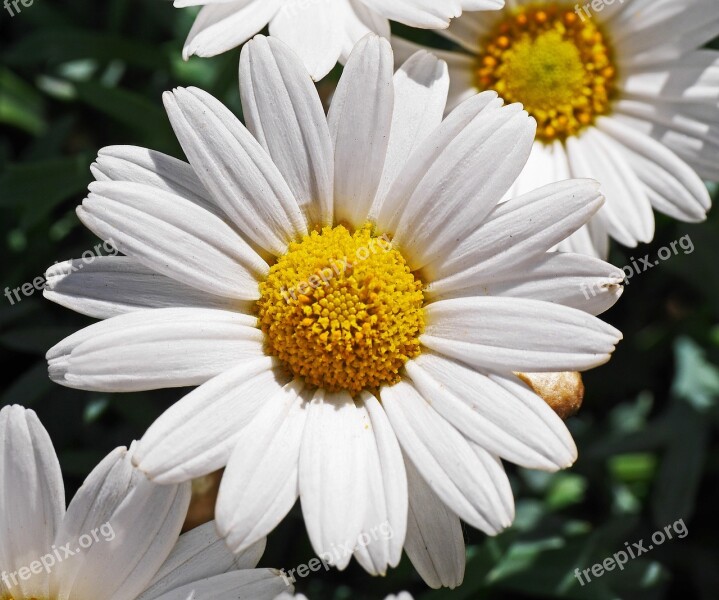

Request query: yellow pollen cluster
[
  {"left": 477, "top": 4, "right": 617, "bottom": 142},
  {"left": 257, "top": 223, "right": 425, "bottom": 395}
]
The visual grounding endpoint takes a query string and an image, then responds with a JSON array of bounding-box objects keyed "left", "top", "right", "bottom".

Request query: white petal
[
  {"left": 362, "top": 0, "right": 461, "bottom": 28},
  {"left": 240, "top": 35, "right": 334, "bottom": 227},
  {"left": 143, "top": 569, "right": 288, "bottom": 600},
  {"left": 90, "top": 145, "right": 223, "bottom": 220},
  {"left": 78, "top": 180, "right": 267, "bottom": 301},
  {"left": 134, "top": 357, "right": 289, "bottom": 484},
  {"left": 299, "top": 390, "right": 367, "bottom": 570},
  {"left": 436, "top": 7, "right": 501, "bottom": 52},
  {"left": 381, "top": 380, "right": 513, "bottom": 534},
  {"left": 338, "top": 0, "right": 390, "bottom": 62},
  {"left": 421, "top": 296, "right": 622, "bottom": 372},
  {"left": 566, "top": 128, "right": 655, "bottom": 247},
  {"left": 612, "top": 98, "right": 719, "bottom": 180},
  {"left": 597, "top": 116, "right": 711, "bottom": 222},
  {"left": 329, "top": 34, "right": 394, "bottom": 229},
  {"left": 374, "top": 50, "right": 449, "bottom": 209},
  {"left": 405, "top": 353, "right": 577, "bottom": 470},
  {"left": 0, "top": 406, "right": 64, "bottom": 600},
  {"left": 217, "top": 381, "right": 308, "bottom": 554},
  {"left": 611, "top": 0, "right": 719, "bottom": 68},
  {"left": 377, "top": 94, "right": 535, "bottom": 270},
  {"left": 51, "top": 445, "right": 191, "bottom": 600},
  {"left": 427, "top": 251, "right": 624, "bottom": 316},
  {"left": 47, "top": 308, "right": 265, "bottom": 392},
  {"left": 269, "top": 0, "right": 343, "bottom": 81},
  {"left": 403, "top": 457, "right": 464, "bottom": 590},
  {"left": 182, "top": 0, "right": 282, "bottom": 59},
  {"left": 389, "top": 37, "right": 477, "bottom": 114},
  {"left": 44, "top": 256, "right": 240, "bottom": 320},
  {"left": 504, "top": 140, "right": 571, "bottom": 200},
  {"left": 164, "top": 87, "right": 307, "bottom": 255},
  {"left": 138, "top": 521, "right": 266, "bottom": 600},
  {"left": 557, "top": 218, "right": 610, "bottom": 260},
  {"left": 425, "top": 179, "right": 604, "bottom": 292},
  {"left": 352, "top": 393, "right": 408, "bottom": 576}
]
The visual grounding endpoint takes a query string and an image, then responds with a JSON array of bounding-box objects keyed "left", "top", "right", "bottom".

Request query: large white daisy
[
  {"left": 45, "top": 35, "right": 624, "bottom": 588},
  {"left": 174, "top": 0, "right": 503, "bottom": 79},
  {"left": 394, "top": 0, "right": 716, "bottom": 257},
  {"left": 0, "top": 405, "right": 287, "bottom": 600}
]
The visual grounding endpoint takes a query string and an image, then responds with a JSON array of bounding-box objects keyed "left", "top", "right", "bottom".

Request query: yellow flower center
[
  {"left": 477, "top": 4, "right": 617, "bottom": 143},
  {"left": 258, "top": 224, "right": 425, "bottom": 395}
]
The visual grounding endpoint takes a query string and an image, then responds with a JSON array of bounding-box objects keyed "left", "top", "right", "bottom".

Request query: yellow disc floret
[
  {"left": 258, "top": 224, "right": 424, "bottom": 395},
  {"left": 477, "top": 4, "right": 617, "bottom": 143}
]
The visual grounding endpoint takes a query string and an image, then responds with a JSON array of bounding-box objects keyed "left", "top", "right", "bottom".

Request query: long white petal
[
  {"left": 269, "top": 0, "right": 344, "bottom": 81},
  {"left": 382, "top": 381, "right": 514, "bottom": 534},
  {"left": 44, "top": 256, "right": 240, "bottom": 320},
  {"left": 299, "top": 390, "right": 367, "bottom": 570},
  {"left": 78, "top": 180, "right": 266, "bottom": 301},
  {"left": 0, "top": 406, "right": 64, "bottom": 600},
  {"left": 133, "top": 357, "right": 288, "bottom": 484},
  {"left": 217, "top": 381, "right": 308, "bottom": 554},
  {"left": 421, "top": 297, "right": 622, "bottom": 372},
  {"left": 163, "top": 87, "right": 307, "bottom": 255},
  {"left": 352, "top": 393, "right": 408, "bottom": 576},
  {"left": 374, "top": 50, "right": 449, "bottom": 209},
  {"left": 137, "top": 522, "right": 266, "bottom": 600},
  {"left": 376, "top": 93, "right": 534, "bottom": 270},
  {"left": 403, "top": 456, "right": 465, "bottom": 590},
  {"left": 427, "top": 251, "right": 624, "bottom": 316},
  {"left": 47, "top": 308, "right": 265, "bottom": 392},
  {"left": 329, "top": 34, "right": 394, "bottom": 229},
  {"left": 240, "top": 35, "right": 334, "bottom": 227},
  {"left": 51, "top": 445, "right": 191, "bottom": 600},
  {"left": 405, "top": 353, "right": 578, "bottom": 470},
  {"left": 425, "top": 180, "right": 604, "bottom": 292}
]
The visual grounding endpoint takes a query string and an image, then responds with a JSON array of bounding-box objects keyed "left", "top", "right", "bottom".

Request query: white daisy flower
[
  {"left": 0, "top": 405, "right": 287, "bottom": 600},
  {"left": 393, "top": 0, "right": 716, "bottom": 257},
  {"left": 174, "top": 0, "right": 504, "bottom": 80},
  {"left": 45, "top": 35, "right": 623, "bottom": 588}
]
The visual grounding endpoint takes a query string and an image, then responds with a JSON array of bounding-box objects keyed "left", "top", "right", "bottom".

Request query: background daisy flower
[
  {"left": 0, "top": 405, "right": 287, "bottom": 600},
  {"left": 44, "top": 35, "right": 622, "bottom": 587},
  {"left": 393, "top": 0, "right": 716, "bottom": 257},
  {"left": 174, "top": 0, "right": 504, "bottom": 80}
]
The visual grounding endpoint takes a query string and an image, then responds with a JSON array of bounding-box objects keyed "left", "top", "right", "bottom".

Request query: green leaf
[
  {"left": 4, "top": 31, "right": 169, "bottom": 70},
  {"left": 0, "top": 67, "right": 46, "bottom": 134},
  {"left": 652, "top": 402, "right": 709, "bottom": 526},
  {"left": 672, "top": 336, "right": 719, "bottom": 410},
  {"left": 0, "top": 154, "right": 92, "bottom": 224}
]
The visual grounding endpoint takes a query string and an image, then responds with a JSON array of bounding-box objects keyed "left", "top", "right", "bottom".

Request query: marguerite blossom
[
  {"left": 393, "top": 0, "right": 716, "bottom": 257},
  {"left": 45, "top": 35, "right": 624, "bottom": 588},
  {"left": 174, "top": 0, "right": 503, "bottom": 79},
  {"left": 0, "top": 405, "right": 287, "bottom": 600}
]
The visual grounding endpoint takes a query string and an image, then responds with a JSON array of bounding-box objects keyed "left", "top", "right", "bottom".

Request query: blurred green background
[{"left": 1, "top": 2, "right": 718, "bottom": 599}]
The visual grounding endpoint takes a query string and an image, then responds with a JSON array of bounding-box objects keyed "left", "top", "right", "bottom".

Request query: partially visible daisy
[
  {"left": 394, "top": 0, "right": 715, "bottom": 257},
  {"left": 45, "top": 35, "right": 623, "bottom": 588},
  {"left": 174, "top": 0, "right": 504, "bottom": 79},
  {"left": 0, "top": 405, "right": 287, "bottom": 600}
]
